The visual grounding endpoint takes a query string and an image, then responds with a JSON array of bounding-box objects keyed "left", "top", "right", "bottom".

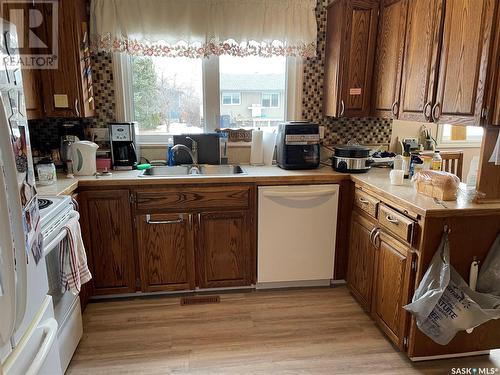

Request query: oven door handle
[{"left": 42, "top": 211, "right": 80, "bottom": 256}]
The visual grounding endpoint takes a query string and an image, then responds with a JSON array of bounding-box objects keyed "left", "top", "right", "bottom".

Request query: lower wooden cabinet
[
  {"left": 372, "top": 230, "right": 415, "bottom": 349},
  {"left": 346, "top": 211, "right": 376, "bottom": 311},
  {"left": 347, "top": 208, "right": 416, "bottom": 349},
  {"left": 79, "top": 190, "right": 136, "bottom": 295},
  {"left": 196, "top": 211, "right": 253, "bottom": 288},
  {"left": 137, "top": 213, "right": 195, "bottom": 292}
]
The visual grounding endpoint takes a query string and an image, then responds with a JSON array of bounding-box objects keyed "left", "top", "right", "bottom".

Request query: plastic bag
[
  {"left": 477, "top": 234, "right": 500, "bottom": 296},
  {"left": 404, "top": 233, "right": 500, "bottom": 345},
  {"left": 412, "top": 170, "right": 460, "bottom": 201}
]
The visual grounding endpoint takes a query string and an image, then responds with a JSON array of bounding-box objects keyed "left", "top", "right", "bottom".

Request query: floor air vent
[{"left": 181, "top": 295, "right": 220, "bottom": 306}]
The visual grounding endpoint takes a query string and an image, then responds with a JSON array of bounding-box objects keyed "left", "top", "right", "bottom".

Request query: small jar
[{"left": 36, "top": 158, "right": 57, "bottom": 186}]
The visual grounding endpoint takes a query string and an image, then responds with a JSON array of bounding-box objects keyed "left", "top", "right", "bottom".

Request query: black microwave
[{"left": 276, "top": 122, "right": 320, "bottom": 170}]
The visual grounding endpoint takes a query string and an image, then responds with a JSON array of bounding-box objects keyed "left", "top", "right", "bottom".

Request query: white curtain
[{"left": 91, "top": 0, "right": 317, "bottom": 58}]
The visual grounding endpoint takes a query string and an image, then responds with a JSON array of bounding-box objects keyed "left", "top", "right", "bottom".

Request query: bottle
[
  {"left": 402, "top": 144, "right": 411, "bottom": 179},
  {"left": 393, "top": 154, "right": 404, "bottom": 170},
  {"left": 431, "top": 150, "right": 442, "bottom": 171},
  {"left": 167, "top": 137, "right": 175, "bottom": 166}
]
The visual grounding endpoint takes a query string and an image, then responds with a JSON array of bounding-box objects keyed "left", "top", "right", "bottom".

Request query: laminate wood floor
[{"left": 67, "top": 287, "right": 500, "bottom": 374}]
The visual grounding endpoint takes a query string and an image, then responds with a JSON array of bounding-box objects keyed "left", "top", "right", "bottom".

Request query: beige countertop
[{"left": 36, "top": 165, "right": 500, "bottom": 216}]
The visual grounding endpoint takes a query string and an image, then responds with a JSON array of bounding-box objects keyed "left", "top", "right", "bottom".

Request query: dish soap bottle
[
  {"left": 167, "top": 137, "right": 175, "bottom": 166},
  {"left": 431, "top": 150, "right": 442, "bottom": 171}
]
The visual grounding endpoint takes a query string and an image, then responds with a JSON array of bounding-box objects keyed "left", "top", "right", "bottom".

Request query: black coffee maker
[{"left": 109, "top": 123, "right": 138, "bottom": 170}]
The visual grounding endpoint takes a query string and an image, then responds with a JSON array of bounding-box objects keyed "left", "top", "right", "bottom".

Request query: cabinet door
[
  {"left": 324, "top": 0, "right": 346, "bottom": 117},
  {"left": 371, "top": 0, "right": 408, "bottom": 118},
  {"left": 341, "top": 0, "right": 379, "bottom": 117},
  {"left": 433, "top": 0, "right": 496, "bottom": 126},
  {"left": 79, "top": 190, "right": 136, "bottom": 295},
  {"left": 347, "top": 211, "right": 377, "bottom": 311},
  {"left": 196, "top": 211, "right": 253, "bottom": 288},
  {"left": 399, "top": 0, "right": 443, "bottom": 122},
  {"left": 137, "top": 213, "right": 195, "bottom": 292},
  {"left": 372, "top": 230, "right": 415, "bottom": 350},
  {"left": 40, "top": 0, "right": 93, "bottom": 118}
]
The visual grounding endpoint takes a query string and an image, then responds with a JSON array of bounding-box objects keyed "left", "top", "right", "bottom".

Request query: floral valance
[{"left": 90, "top": 0, "right": 317, "bottom": 58}]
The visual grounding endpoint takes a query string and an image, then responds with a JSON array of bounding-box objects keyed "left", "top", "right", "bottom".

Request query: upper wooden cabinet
[
  {"left": 485, "top": 2, "right": 500, "bottom": 126},
  {"left": 40, "top": 0, "right": 94, "bottom": 118},
  {"left": 433, "top": 0, "right": 497, "bottom": 125},
  {"left": 371, "top": 0, "right": 408, "bottom": 118},
  {"left": 398, "top": 0, "right": 497, "bottom": 125},
  {"left": 398, "top": 0, "right": 443, "bottom": 122},
  {"left": 324, "top": 0, "right": 379, "bottom": 117}
]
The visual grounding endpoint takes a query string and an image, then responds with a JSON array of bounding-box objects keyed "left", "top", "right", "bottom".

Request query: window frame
[
  {"left": 114, "top": 54, "right": 304, "bottom": 145},
  {"left": 261, "top": 92, "right": 280, "bottom": 108},
  {"left": 437, "top": 124, "right": 484, "bottom": 149},
  {"left": 221, "top": 91, "right": 241, "bottom": 106}
]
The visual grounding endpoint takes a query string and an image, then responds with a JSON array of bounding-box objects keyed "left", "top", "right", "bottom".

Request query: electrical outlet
[
  {"left": 90, "top": 128, "right": 109, "bottom": 142},
  {"left": 319, "top": 126, "right": 325, "bottom": 139}
]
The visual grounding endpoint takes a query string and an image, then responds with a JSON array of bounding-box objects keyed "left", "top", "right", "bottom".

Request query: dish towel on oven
[{"left": 59, "top": 215, "right": 92, "bottom": 294}]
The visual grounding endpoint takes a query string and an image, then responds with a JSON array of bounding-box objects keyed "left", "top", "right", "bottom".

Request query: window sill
[{"left": 437, "top": 142, "right": 482, "bottom": 149}]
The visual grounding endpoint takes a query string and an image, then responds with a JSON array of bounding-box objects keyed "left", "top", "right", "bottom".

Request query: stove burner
[{"left": 38, "top": 198, "right": 53, "bottom": 210}]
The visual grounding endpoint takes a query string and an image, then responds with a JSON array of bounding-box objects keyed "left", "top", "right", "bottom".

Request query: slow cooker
[{"left": 331, "top": 145, "right": 373, "bottom": 173}]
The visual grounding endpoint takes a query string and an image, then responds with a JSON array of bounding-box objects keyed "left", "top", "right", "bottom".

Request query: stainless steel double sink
[{"left": 139, "top": 164, "right": 245, "bottom": 177}]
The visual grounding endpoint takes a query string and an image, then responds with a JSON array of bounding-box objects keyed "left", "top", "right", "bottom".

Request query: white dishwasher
[{"left": 257, "top": 184, "right": 339, "bottom": 288}]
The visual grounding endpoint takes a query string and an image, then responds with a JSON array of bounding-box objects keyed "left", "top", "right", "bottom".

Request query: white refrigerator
[{"left": 0, "top": 20, "right": 62, "bottom": 375}]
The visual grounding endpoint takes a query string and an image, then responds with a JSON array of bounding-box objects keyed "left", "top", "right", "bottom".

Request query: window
[
  {"left": 131, "top": 56, "right": 204, "bottom": 138},
  {"left": 124, "top": 54, "right": 292, "bottom": 143},
  {"left": 438, "top": 124, "right": 484, "bottom": 148},
  {"left": 221, "top": 92, "right": 241, "bottom": 105},
  {"left": 262, "top": 93, "right": 280, "bottom": 108}
]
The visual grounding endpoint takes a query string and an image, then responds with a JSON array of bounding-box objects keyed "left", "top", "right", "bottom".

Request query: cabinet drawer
[
  {"left": 136, "top": 186, "right": 251, "bottom": 212},
  {"left": 354, "top": 189, "right": 379, "bottom": 218},
  {"left": 378, "top": 205, "right": 415, "bottom": 244}
]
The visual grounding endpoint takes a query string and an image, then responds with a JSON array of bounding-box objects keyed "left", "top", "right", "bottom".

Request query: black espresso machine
[
  {"left": 276, "top": 122, "right": 320, "bottom": 170},
  {"left": 109, "top": 122, "right": 138, "bottom": 170}
]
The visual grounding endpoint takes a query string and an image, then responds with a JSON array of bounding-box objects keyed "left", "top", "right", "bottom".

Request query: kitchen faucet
[{"left": 171, "top": 136, "right": 198, "bottom": 166}]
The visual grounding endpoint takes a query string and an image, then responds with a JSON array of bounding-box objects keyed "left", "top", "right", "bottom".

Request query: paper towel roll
[
  {"left": 262, "top": 131, "right": 277, "bottom": 166},
  {"left": 250, "top": 129, "right": 264, "bottom": 165}
]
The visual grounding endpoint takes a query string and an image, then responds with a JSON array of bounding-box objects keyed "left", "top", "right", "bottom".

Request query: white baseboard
[{"left": 256, "top": 279, "right": 331, "bottom": 290}]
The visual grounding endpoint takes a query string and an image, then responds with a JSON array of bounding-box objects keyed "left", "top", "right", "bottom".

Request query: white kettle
[{"left": 71, "top": 141, "right": 99, "bottom": 176}]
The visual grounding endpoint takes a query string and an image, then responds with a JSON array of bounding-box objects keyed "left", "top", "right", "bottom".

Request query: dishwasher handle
[{"left": 262, "top": 189, "right": 337, "bottom": 199}]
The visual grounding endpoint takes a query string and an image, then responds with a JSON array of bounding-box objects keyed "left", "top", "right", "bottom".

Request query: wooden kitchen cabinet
[
  {"left": 398, "top": 0, "right": 443, "bottom": 122},
  {"left": 136, "top": 213, "right": 196, "bottom": 292},
  {"left": 324, "top": 0, "right": 379, "bottom": 117},
  {"left": 196, "top": 211, "right": 253, "bottom": 288},
  {"left": 371, "top": 0, "right": 408, "bottom": 118},
  {"left": 346, "top": 211, "right": 377, "bottom": 312},
  {"left": 79, "top": 189, "right": 136, "bottom": 295},
  {"left": 40, "top": 0, "right": 94, "bottom": 118},
  {"left": 433, "top": 0, "right": 497, "bottom": 126},
  {"left": 372, "top": 229, "right": 415, "bottom": 349},
  {"left": 399, "top": 0, "right": 497, "bottom": 125}
]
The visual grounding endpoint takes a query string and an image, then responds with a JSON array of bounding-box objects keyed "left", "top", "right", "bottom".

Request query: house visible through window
[
  {"left": 262, "top": 93, "right": 280, "bottom": 108},
  {"left": 438, "top": 124, "right": 484, "bottom": 147},
  {"left": 221, "top": 92, "right": 241, "bottom": 105},
  {"left": 130, "top": 54, "right": 288, "bottom": 142}
]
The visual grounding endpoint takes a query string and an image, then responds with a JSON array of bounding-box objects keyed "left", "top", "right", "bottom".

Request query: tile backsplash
[{"left": 29, "top": 0, "right": 392, "bottom": 152}]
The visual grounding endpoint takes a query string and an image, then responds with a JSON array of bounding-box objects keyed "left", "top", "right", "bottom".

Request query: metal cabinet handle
[
  {"left": 188, "top": 214, "right": 193, "bottom": 230},
  {"left": 369, "top": 227, "right": 378, "bottom": 246},
  {"left": 385, "top": 214, "right": 399, "bottom": 225},
  {"left": 74, "top": 99, "right": 80, "bottom": 117},
  {"left": 339, "top": 100, "right": 345, "bottom": 117},
  {"left": 71, "top": 197, "right": 79, "bottom": 211},
  {"left": 391, "top": 101, "right": 399, "bottom": 117},
  {"left": 431, "top": 102, "right": 440, "bottom": 122},
  {"left": 423, "top": 101, "right": 432, "bottom": 121},
  {"left": 146, "top": 214, "right": 184, "bottom": 225},
  {"left": 358, "top": 197, "right": 369, "bottom": 205},
  {"left": 373, "top": 229, "right": 380, "bottom": 248}
]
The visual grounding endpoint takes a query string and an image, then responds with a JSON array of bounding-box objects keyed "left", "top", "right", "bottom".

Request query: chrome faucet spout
[{"left": 171, "top": 137, "right": 199, "bottom": 165}]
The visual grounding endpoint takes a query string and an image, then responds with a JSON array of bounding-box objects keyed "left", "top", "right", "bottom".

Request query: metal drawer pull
[
  {"left": 358, "top": 197, "right": 370, "bottom": 204},
  {"left": 373, "top": 229, "right": 380, "bottom": 248},
  {"left": 369, "top": 227, "right": 378, "bottom": 246},
  {"left": 146, "top": 214, "right": 183, "bottom": 224},
  {"left": 385, "top": 214, "right": 399, "bottom": 225}
]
